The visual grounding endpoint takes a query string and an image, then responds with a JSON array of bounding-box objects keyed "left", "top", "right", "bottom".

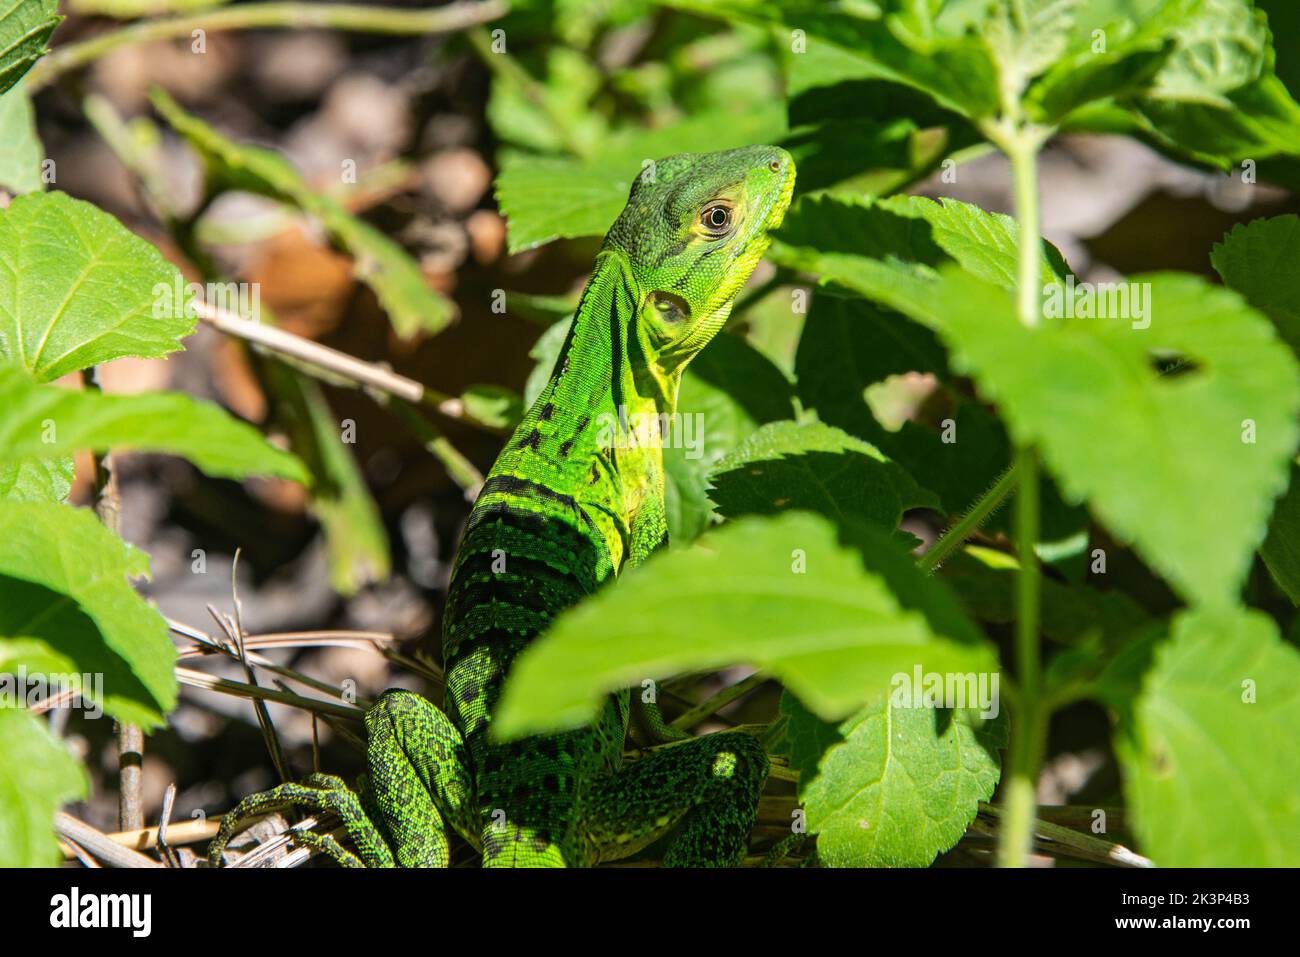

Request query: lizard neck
[{"left": 496, "top": 250, "right": 676, "bottom": 569}]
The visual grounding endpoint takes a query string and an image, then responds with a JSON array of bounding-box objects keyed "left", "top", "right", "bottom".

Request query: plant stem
[
  {"left": 670, "top": 673, "right": 768, "bottom": 731},
  {"left": 996, "top": 133, "right": 1049, "bottom": 868},
  {"left": 88, "top": 368, "right": 145, "bottom": 834},
  {"left": 27, "top": 0, "right": 508, "bottom": 92},
  {"left": 917, "top": 464, "right": 1017, "bottom": 573},
  {"left": 194, "top": 300, "right": 425, "bottom": 403},
  {"left": 998, "top": 445, "right": 1044, "bottom": 867},
  {"left": 383, "top": 395, "right": 485, "bottom": 498},
  {"left": 1009, "top": 137, "right": 1043, "bottom": 330}
]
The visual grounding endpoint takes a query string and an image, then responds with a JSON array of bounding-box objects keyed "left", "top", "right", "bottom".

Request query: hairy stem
[
  {"left": 917, "top": 464, "right": 1017, "bottom": 573},
  {"left": 28, "top": 1, "right": 508, "bottom": 92}
]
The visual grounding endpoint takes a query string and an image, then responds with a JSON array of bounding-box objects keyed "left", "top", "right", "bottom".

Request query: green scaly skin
[{"left": 209, "top": 145, "right": 796, "bottom": 868}]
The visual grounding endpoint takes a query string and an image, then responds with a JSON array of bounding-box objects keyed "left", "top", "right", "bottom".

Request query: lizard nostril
[{"left": 768, "top": 159, "right": 782, "bottom": 172}]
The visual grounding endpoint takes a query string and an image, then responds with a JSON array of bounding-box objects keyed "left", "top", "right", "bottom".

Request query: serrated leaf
[
  {"left": 0, "top": 709, "right": 87, "bottom": 867},
  {"left": 1116, "top": 607, "right": 1300, "bottom": 866},
  {"left": 495, "top": 511, "right": 997, "bottom": 738},
  {"left": 785, "top": 690, "right": 1005, "bottom": 867},
  {"left": 1211, "top": 213, "right": 1300, "bottom": 358},
  {"left": 929, "top": 269, "right": 1300, "bottom": 608},
  {"left": 497, "top": 105, "right": 786, "bottom": 252},
  {"left": 770, "top": 194, "right": 1070, "bottom": 322},
  {"left": 0, "top": 501, "right": 175, "bottom": 727},
  {"left": 0, "top": 191, "right": 195, "bottom": 381},
  {"left": 0, "top": 365, "right": 308, "bottom": 483},
  {"left": 0, "top": 82, "right": 42, "bottom": 194},
  {"left": 0, "top": 0, "right": 60, "bottom": 98},
  {"left": 708, "top": 419, "right": 937, "bottom": 531},
  {"left": 150, "top": 88, "right": 454, "bottom": 339},
  {"left": 783, "top": 42, "right": 977, "bottom": 193},
  {"left": 781, "top": 686, "right": 844, "bottom": 773},
  {"left": 1259, "top": 463, "right": 1300, "bottom": 605}
]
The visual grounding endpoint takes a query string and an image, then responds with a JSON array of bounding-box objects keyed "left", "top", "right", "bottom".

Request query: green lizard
[{"left": 208, "top": 144, "right": 796, "bottom": 868}]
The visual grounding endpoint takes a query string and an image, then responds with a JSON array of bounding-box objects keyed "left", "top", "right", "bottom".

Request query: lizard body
[{"left": 210, "top": 145, "right": 795, "bottom": 867}]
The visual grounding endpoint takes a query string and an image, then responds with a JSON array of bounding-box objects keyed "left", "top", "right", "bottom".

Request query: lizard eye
[{"left": 700, "top": 204, "right": 732, "bottom": 234}]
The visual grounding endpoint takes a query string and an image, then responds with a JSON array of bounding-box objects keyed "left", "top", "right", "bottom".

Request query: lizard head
[{"left": 605, "top": 144, "right": 795, "bottom": 390}]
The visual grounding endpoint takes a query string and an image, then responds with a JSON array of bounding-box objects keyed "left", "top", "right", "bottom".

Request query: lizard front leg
[
  {"left": 208, "top": 690, "right": 475, "bottom": 868},
  {"left": 207, "top": 772, "right": 395, "bottom": 867},
  {"left": 583, "top": 730, "right": 769, "bottom": 866}
]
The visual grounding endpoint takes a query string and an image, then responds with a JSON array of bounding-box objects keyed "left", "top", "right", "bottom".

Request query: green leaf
[
  {"left": 1116, "top": 607, "right": 1300, "bottom": 866},
  {"left": 0, "top": 191, "right": 195, "bottom": 381},
  {"left": 983, "top": 0, "right": 1081, "bottom": 103},
  {"left": 0, "top": 455, "right": 71, "bottom": 502},
  {"left": 770, "top": 194, "right": 1070, "bottom": 323},
  {"left": 0, "top": 709, "right": 87, "bottom": 867},
  {"left": 0, "top": 0, "right": 60, "bottom": 98},
  {"left": 494, "top": 511, "right": 997, "bottom": 738},
  {"left": 793, "top": 293, "right": 1009, "bottom": 516},
  {"left": 654, "top": 0, "right": 1000, "bottom": 121},
  {"left": 781, "top": 686, "right": 844, "bottom": 773},
  {"left": 1129, "top": 74, "right": 1300, "bottom": 169},
  {"left": 942, "top": 547, "right": 1150, "bottom": 647},
  {"left": 0, "top": 500, "right": 175, "bottom": 726},
  {"left": 665, "top": 333, "right": 795, "bottom": 542},
  {"left": 497, "top": 105, "right": 786, "bottom": 252},
  {"left": 460, "top": 384, "right": 523, "bottom": 431},
  {"left": 708, "top": 420, "right": 938, "bottom": 532},
  {"left": 929, "top": 269, "right": 1300, "bottom": 608},
  {"left": 1025, "top": 1, "right": 1185, "bottom": 122},
  {"left": 783, "top": 42, "right": 976, "bottom": 193},
  {"left": 0, "top": 82, "right": 42, "bottom": 194},
  {"left": 0, "top": 365, "right": 308, "bottom": 484},
  {"left": 149, "top": 88, "right": 454, "bottom": 339},
  {"left": 785, "top": 690, "right": 1005, "bottom": 867},
  {"left": 1211, "top": 213, "right": 1300, "bottom": 359},
  {"left": 1259, "top": 463, "right": 1300, "bottom": 604},
  {"left": 485, "top": 45, "right": 607, "bottom": 156},
  {"left": 1147, "top": 0, "right": 1267, "bottom": 107}
]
